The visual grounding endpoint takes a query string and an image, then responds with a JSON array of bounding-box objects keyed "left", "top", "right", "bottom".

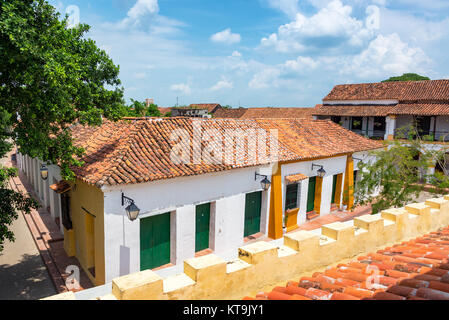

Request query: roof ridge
[{"left": 94, "top": 120, "right": 147, "bottom": 186}]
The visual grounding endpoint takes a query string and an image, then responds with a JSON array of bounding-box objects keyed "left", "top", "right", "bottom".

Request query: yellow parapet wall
[{"left": 45, "top": 196, "right": 449, "bottom": 301}]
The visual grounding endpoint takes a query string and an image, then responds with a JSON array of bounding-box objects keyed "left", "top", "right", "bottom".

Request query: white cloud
[
  {"left": 283, "top": 56, "right": 319, "bottom": 71},
  {"left": 260, "top": 0, "right": 377, "bottom": 53},
  {"left": 265, "top": 0, "right": 299, "bottom": 18},
  {"left": 127, "top": 0, "right": 159, "bottom": 21},
  {"left": 231, "top": 50, "right": 242, "bottom": 57},
  {"left": 210, "top": 77, "right": 233, "bottom": 91},
  {"left": 170, "top": 83, "right": 191, "bottom": 95},
  {"left": 249, "top": 68, "right": 281, "bottom": 89},
  {"left": 211, "top": 28, "right": 241, "bottom": 45},
  {"left": 344, "top": 33, "right": 432, "bottom": 78},
  {"left": 133, "top": 72, "right": 147, "bottom": 79}
]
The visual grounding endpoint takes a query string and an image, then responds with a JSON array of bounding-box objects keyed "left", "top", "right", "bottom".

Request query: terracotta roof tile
[
  {"left": 313, "top": 103, "right": 449, "bottom": 117},
  {"left": 324, "top": 80, "right": 449, "bottom": 102},
  {"left": 286, "top": 174, "right": 308, "bottom": 184},
  {"left": 246, "top": 226, "right": 449, "bottom": 300},
  {"left": 70, "top": 117, "right": 382, "bottom": 187},
  {"left": 214, "top": 107, "right": 314, "bottom": 119},
  {"left": 188, "top": 104, "right": 221, "bottom": 113}
]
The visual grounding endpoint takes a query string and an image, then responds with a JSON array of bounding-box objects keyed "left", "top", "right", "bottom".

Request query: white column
[
  {"left": 298, "top": 180, "right": 308, "bottom": 225},
  {"left": 172, "top": 205, "right": 196, "bottom": 265},
  {"left": 260, "top": 190, "right": 270, "bottom": 236},
  {"left": 385, "top": 116, "right": 397, "bottom": 140},
  {"left": 320, "top": 175, "right": 333, "bottom": 216},
  {"left": 211, "top": 194, "right": 245, "bottom": 255}
]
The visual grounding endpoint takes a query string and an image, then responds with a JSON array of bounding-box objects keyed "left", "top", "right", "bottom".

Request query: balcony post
[{"left": 385, "top": 115, "right": 397, "bottom": 140}]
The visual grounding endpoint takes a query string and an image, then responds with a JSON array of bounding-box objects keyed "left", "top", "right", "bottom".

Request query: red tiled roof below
[
  {"left": 285, "top": 174, "right": 308, "bottom": 184},
  {"left": 189, "top": 104, "right": 221, "bottom": 113},
  {"left": 215, "top": 107, "right": 314, "bottom": 120},
  {"left": 313, "top": 103, "right": 449, "bottom": 117},
  {"left": 393, "top": 104, "right": 449, "bottom": 116},
  {"left": 313, "top": 104, "right": 396, "bottom": 117},
  {"left": 324, "top": 79, "right": 449, "bottom": 102},
  {"left": 244, "top": 227, "right": 449, "bottom": 300}
]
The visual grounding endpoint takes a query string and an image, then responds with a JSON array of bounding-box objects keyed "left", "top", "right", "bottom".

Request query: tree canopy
[
  {"left": 125, "top": 99, "right": 161, "bottom": 117},
  {"left": 0, "top": 0, "right": 126, "bottom": 250},
  {"left": 382, "top": 73, "right": 430, "bottom": 82},
  {"left": 355, "top": 125, "right": 449, "bottom": 214}
]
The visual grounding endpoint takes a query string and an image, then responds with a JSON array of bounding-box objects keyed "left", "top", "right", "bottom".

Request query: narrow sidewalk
[{"left": 7, "top": 151, "right": 93, "bottom": 294}]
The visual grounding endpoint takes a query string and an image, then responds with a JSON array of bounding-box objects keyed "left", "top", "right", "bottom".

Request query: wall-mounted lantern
[
  {"left": 40, "top": 164, "right": 49, "bottom": 180},
  {"left": 312, "top": 164, "right": 326, "bottom": 178},
  {"left": 121, "top": 193, "right": 141, "bottom": 221},
  {"left": 255, "top": 173, "right": 271, "bottom": 191}
]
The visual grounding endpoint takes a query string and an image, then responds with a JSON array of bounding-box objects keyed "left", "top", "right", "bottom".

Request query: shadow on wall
[{"left": 0, "top": 253, "right": 57, "bottom": 300}]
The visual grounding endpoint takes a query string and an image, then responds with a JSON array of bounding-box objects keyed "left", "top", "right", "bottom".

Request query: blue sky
[{"left": 49, "top": 0, "right": 449, "bottom": 108}]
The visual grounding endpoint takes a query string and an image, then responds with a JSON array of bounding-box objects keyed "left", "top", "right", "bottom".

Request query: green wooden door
[
  {"left": 196, "top": 203, "right": 211, "bottom": 252},
  {"left": 331, "top": 175, "right": 338, "bottom": 204},
  {"left": 244, "top": 191, "right": 262, "bottom": 237},
  {"left": 140, "top": 213, "right": 171, "bottom": 271},
  {"left": 307, "top": 177, "right": 316, "bottom": 212}
]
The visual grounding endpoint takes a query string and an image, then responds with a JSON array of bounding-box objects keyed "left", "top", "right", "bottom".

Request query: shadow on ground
[{"left": 0, "top": 253, "right": 56, "bottom": 300}]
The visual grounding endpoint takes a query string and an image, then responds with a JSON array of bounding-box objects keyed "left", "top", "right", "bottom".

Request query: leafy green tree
[
  {"left": 125, "top": 100, "right": 161, "bottom": 117},
  {"left": 355, "top": 125, "right": 449, "bottom": 214},
  {"left": 0, "top": 0, "right": 125, "bottom": 251},
  {"left": 382, "top": 73, "right": 430, "bottom": 82},
  {"left": 146, "top": 103, "right": 161, "bottom": 117}
]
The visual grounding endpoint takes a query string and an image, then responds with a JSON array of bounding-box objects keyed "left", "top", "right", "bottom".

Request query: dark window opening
[
  {"left": 331, "top": 116, "right": 342, "bottom": 125},
  {"left": 285, "top": 183, "right": 299, "bottom": 211},
  {"left": 414, "top": 116, "right": 431, "bottom": 136},
  {"left": 60, "top": 192, "right": 73, "bottom": 230},
  {"left": 373, "top": 117, "right": 386, "bottom": 131},
  {"left": 351, "top": 117, "right": 363, "bottom": 131}
]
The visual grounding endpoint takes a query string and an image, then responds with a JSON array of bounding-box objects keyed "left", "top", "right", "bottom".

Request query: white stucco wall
[
  {"left": 281, "top": 156, "right": 348, "bottom": 223},
  {"left": 102, "top": 165, "right": 274, "bottom": 282}
]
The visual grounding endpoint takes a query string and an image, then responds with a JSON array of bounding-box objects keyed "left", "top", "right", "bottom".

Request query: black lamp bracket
[
  {"left": 121, "top": 193, "right": 135, "bottom": 206},
  {"left": 255, "top": 173, "right": 268, "bottom": 181},
  {"left": 311, "top": 163, "right": 324, "bottom": 170}
]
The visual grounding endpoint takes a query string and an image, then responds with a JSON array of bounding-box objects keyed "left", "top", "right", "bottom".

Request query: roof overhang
[
  {"left": 285, "top": 173, "right": 308, "bottom": 184},
  {"left": 50, "top": 181, "right": 72, "bottom": 194}
]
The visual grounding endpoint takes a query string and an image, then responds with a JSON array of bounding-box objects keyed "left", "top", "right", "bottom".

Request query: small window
[
  {"left": 351, "top": 117, "right": 363, "bottom": 130},
  {"left": 331, "top": 116, "right": 342, "bottom": 125},
  {"left": 285, "top": 183, "right": 299, "bottom": 211},
  {"left": 373, "top": 117, "right": 386, "bottom": 131},
  {"left": 60, "top": 192, "right": 73, "bottom": 230}
]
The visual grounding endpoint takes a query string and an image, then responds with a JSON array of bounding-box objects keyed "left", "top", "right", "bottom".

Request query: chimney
[{"left": 145, "top": 98, "right": 154, "bottom": 107}]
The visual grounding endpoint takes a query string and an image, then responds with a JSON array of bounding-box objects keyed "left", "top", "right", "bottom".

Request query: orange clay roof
[
  {"left": 285, "top": 174, "right": 308, "bottom": 184},
  {"left": 244, "top": 227, "right": 449, "bottom": 301},
  {"left": 189, "top": 104, "right": 221, "bottom": 113},
  {"left": 214, "top": 107, "right": 314, "bottom": 119},
  {"left": 69, "top": 117, "right": 382, "bottom": 187},
  {"left": 313, "top": 103, "right": 449, "bottom": 117},
  {"left": 158, "top": 107, "right": 172, "bottom": 115},
  {"left": 324, "top": 80, "right": 449, "bottom": 102}
]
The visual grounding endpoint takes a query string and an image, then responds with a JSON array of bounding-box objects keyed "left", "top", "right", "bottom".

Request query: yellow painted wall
[
  {"left": 64, "top": 179, "right": 105, "bottom": 286},
  {"left": 343, "top": 156, "right": 354, "bottom": 210},
  {"left": 334, "top": 173, "right": 343, "bottom": 206},
  {"left": 314, "top": 177, "right": 323, "bottom": 214},
  {"left": 268, "top": 165, "right": 283, "bottom": 240}
]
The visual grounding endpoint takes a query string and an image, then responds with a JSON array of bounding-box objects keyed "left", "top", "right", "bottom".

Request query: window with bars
[{"left": 285, "top": 183, "right": 299, "bottom": 211}]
